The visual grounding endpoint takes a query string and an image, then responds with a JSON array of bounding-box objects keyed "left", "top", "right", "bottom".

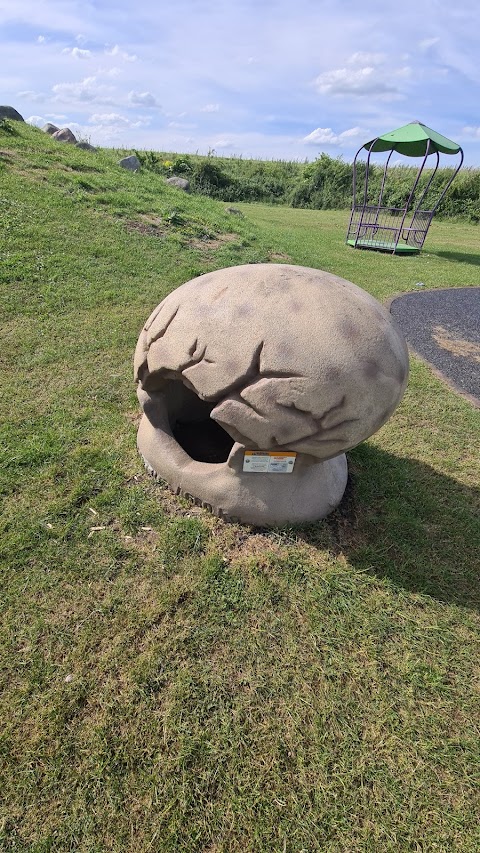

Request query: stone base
[{"left": 137, "top": 413, "right": 348, "bottom": 526}]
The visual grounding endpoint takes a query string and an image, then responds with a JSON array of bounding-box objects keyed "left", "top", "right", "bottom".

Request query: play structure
[
  {"left": 134, "top": 264, "right": 408, "bottom": 525},
  {"left": 346, "top": 121, "right": 463, "bottom": 255}
]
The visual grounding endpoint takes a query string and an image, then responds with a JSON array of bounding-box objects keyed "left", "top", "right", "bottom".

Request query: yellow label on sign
[{"left": 243, "top": 451, "right": 297, "bottom": 473}]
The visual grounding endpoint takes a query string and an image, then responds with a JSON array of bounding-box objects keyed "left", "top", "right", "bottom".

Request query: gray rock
[
  {"left": 166, "top": 176, "right": 190, "bottom": 192},
  {"left": 75, "top": 141, "right": 97, "bottom": 151},
  {"left": 0, "top": 106, "right": 24, "bottom": 121},
  {"left": 43, "top": 123, "right": 59, "bottom": 135},
  {"left": 119, "top": 154, "right": 140, "bottom": 171},
  {"left": 52, "top": 127, "right": 77, "bottom": 144}
]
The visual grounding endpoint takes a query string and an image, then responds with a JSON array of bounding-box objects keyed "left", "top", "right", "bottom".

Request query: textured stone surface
[
  {"left": 52, "top": 127, "right": 77, "bottom": 143},
  {"left": 0, "top": 106, "right": 24, "bottom": 121},
  {"left": 166, "top": 176, "right": 190, "bottom": 192},
  {"left": 43, "top": 123, "right": 59, "bottom": 135},
  {"left": 119, "top": 154, "right": 140, "bottom": 171},
  {"left": 75, "top": 141, "right": 97, "bottom": 151},
  {"left": 135, "top": 264, "right": 409, "bottom": 524}
]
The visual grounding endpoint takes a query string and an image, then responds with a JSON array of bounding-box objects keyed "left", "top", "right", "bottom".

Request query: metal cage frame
[{"left": 346, "top": 123, "right": 464, "bottom": 255}]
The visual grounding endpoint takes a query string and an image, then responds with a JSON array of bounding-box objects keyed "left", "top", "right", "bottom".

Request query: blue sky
[{"left": 1, "top": 0, "right": 479, "bottom": 165}]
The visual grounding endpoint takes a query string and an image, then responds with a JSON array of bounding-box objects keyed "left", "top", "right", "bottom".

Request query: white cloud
[
  {"left": 17, "top": 89, "right": 45, "bottom": 102},
  {"left": 27, "top": 115, "right": 46, "bottom": 127},
  {"left": 302, "top": 126, "right": 363, "bottom": 146},
  {"left": 462, "top": 126, "right": 480, "bottom": 138},
  {"left": 338, "top": 126, "right": 363, "bottom": 139},
  {"left": 94, "top": 65, "right": 123, "bottom": 78},
  {"left": 62, "top": 47, "right": 92, "bottom": 59},
  {"left": 128, "top": 91, "right": 160, "bottom": 108},
  {"left": 418, "top": 37, "right": 440, "bottom": 50},
  {"left": 348, "top": 52, "right": 386, "bottom": 66},
  {"left": 200, "top": 103, "right": 220, "bottom": 113},
  {"left": 104, "top": 66, "right": 122, "bottom": 78},
  {"left": 52, "top": 76, "right": 114, "bottom": 104},
  {"left": 313, "top": 65, "right": 401, "bottom": 98},
  {"left": 89, "top": 112, "right": 149, "bottom": 128},
  {"left": 105, "top": 45, "right": 137, "bottom": 62},
  {"left": 212, "top": 138, "right": 234, "bottom": 149},
  {"left": 90, "top": 112, "right": 131, "bottom": 125},
  {"left": 303, "top": 127, "right": 339, "bottom": 145}
]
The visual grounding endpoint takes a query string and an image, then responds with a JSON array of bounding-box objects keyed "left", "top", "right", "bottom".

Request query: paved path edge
[{"left": 386, "top": 288, "right": 480, "bottom": 409}]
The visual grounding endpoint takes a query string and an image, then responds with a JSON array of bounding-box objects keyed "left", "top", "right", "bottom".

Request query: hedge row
[{"left": 135, "top": 150, "right": 480, "bottom": 222}]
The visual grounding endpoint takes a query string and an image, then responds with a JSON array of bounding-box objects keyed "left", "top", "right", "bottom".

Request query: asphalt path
[{"left": 389, "top": 287, "right": 480, "bottom": 405}]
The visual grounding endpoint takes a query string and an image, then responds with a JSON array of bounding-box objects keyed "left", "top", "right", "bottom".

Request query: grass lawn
[{"left": 1, "top": 123, "right": 479, "bottom": 852}]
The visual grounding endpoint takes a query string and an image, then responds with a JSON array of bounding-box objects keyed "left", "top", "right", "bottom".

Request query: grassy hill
[{"left": 1, "top": 122, "right": 479, "bottom": 852}]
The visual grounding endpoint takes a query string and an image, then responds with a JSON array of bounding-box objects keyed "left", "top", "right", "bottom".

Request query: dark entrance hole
[{"left": 165, "top": 380, "right": 234, "bottom": 463}]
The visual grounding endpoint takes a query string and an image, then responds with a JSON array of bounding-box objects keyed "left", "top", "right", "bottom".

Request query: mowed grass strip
[{"left": 1, "top": 123, "right": 479, "bottom": 852}]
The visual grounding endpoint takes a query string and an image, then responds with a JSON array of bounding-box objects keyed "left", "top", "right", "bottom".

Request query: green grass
[{"left": 1, "top": 123, "right": 479, "bottom": 853}]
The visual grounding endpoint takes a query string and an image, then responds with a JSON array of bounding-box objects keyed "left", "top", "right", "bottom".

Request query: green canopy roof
[{"left": 363, "top": 121, "right": 462, "bottom": 157}]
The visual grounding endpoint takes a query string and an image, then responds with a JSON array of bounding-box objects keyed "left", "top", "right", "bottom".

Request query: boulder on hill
[
  {"left": 0, "top": 106, "right": 25, "bottom": 121},
  {"left": 52, "top": 128, "right": 77, "bottom": 144},
  {"left": 118, "top": 154, "right": 141, "bottom": 171},
  {"left": 75, "top": 141, "right": 97, "bottom": 151},
  {"left": 43, "top": 123, "right": 59, "bottom": 135},
  {"left": 166, "top": 176, "right": 190, "bottom": 192}
]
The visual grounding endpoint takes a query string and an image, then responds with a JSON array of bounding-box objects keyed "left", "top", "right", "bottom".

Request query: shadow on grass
[
  {"left": 297, "top": 443, "right": 480, "bottom": 610},
  {"left": 429, "top": 250, "right": 480, "bottom": 267}
]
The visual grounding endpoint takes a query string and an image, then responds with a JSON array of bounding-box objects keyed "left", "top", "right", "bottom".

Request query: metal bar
[
  {"left": 412, "top": 151, "right": 439, "bottom": 214},
  {"left": 428, "top": 148, "right": 464, "bottom": 217},
  {"left": 346, "top": 145, "right": 364, "bottom": 244},
  {"left": 394, "top": 139, "right": 431, "bottom": 252},
  {"left": 355, "top": 140, "right": 377, "bottom": 247},
  {"left": 377, "top": 149, "right": 394, "bottom": 209}
]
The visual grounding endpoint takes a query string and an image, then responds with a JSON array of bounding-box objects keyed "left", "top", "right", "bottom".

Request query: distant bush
[
  {"left": 436, "top": 168, "right": 480, "bottom": 222},
  {"left": 190, "top": 158, "right": 236, "bottom": 198},
  {"left": 0, "top": 118, "right": 17, "bottom": 135},
  {"left": 290, "top": 154, "right": 352, "bottom": 209}
]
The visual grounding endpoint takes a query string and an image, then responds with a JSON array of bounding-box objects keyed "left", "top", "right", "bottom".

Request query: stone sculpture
[{"left": 134, "top": 264, "right": 408, "bottom": 525}]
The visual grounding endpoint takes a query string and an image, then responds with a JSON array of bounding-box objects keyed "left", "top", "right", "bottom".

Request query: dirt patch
[
  {"left": 432, "top": 325, "right": 480, "bottom": 364},
  {"left": 125, "top": 216, "right": 168, "bottom": 238},
  {"left": 269, "top": 252, "right": 292, "bottom": 262},
  {"left": 188, "top": 233, "right": 240, "bottom": 251}
]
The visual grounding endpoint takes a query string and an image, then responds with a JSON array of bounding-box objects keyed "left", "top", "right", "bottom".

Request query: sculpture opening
[{"left": 164, "top": 380, "right": 235, "bottom": 463}]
